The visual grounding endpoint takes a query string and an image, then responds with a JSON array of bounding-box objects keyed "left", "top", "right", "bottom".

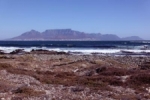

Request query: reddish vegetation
[
  {"left": 12, "top": 86, "right": 45, "bottom": 96},
  {"left": 0, "top": 62, "right": 149, "bottom": 92},
  {"left": 0, "top": 53, "right": 150, "bottom": 99}
]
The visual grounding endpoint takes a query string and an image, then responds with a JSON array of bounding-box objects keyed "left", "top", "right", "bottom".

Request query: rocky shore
[{"left": 0, "top": 49, "right": 150, "bottom": 100}]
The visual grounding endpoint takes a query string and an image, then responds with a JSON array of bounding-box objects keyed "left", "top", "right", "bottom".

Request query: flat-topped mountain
[{"left": 11, "top": 29, "right": 143, "bottom": 40}]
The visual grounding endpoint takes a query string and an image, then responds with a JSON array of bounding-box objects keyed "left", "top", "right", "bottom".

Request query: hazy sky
[{"left": 0, "top": 0, "right": 150, "bottom": 39}]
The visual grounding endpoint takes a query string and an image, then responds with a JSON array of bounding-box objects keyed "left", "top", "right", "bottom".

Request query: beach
[{"left": 0, "top": 49, "right": 150, "bottom": 100}]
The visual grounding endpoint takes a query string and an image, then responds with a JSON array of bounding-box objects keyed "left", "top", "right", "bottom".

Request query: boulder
[{"left": 10, "top": 49, "right": 25, "bottom": 54}]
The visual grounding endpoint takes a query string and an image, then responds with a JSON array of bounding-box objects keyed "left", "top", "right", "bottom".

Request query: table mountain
[{"left": 11, "top": 29, "right": 142, "bottom": 40}]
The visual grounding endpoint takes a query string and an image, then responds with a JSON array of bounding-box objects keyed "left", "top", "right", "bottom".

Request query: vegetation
[{"left": 0, "top": 53, "right": 150, "bottom": 99}]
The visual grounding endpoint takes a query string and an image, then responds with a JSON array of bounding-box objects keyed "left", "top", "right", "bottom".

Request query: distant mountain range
[{"left": 10, "top": 29, "right": 143, "bottom": 41}]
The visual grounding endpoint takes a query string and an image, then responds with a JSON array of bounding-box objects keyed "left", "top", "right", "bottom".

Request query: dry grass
[
  {"left": 17, "top": 54, "right": 35, "bottom": 62},
  {"left": 140, "top": 62, "right": 150, "bottom": 70},
  {"left": 112, "top": 94, "right": 141, "bottom": 100},
  {"left": 0, "top": 80, "right": 15, "bottom": 93},
  {"left": 0, "top": 55, "right": 14, "bottom": 59},
  {"left": 126, "top": 72, "right": 150, "bottom": 92},
  {"left": 12, "top": 86, "right": 45, "bottom": 96},
  {"left": 98, "top": 67, "right": 128, "bottom": 76},
  {"left": 0, "top": 63, "right": 13, "bottom": 70},
  {"left": 0, "top": 62, "right": 149, "bottom": 91},
  {"left": 0, "top": 58, "right": 150, "bottom": 98}
]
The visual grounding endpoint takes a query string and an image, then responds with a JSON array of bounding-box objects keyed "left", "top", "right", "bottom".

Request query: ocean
[{"left": 0, "top": 41, "right": 150, "bottom": 55}]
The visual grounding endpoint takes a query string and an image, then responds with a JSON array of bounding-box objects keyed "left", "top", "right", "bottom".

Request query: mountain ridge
[{"left": 11, "top": 29, "right": 143, "bottom": 41}]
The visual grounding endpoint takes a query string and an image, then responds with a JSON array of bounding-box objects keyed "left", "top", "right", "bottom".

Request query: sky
[{"left": 0, "top": 0, "right": 150, "bottom": 39}]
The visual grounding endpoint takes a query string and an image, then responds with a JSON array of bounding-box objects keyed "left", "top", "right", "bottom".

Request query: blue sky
[{"left": 0, "top": 0, "right": 150, "bottom": 39}]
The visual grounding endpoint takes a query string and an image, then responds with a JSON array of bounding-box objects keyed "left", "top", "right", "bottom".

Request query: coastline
[{"left": 0, "top": 49, "right": 150, "bottom": 99}]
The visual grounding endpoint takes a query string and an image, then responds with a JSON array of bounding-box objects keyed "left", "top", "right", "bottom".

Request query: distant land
[{"left": 10, "top": 29, "right": 143, "bottom": 41}]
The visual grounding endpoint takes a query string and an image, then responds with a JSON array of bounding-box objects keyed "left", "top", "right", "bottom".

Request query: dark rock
[
  {"left": 95, "top": 66, "right": 106, "bottom": 73},
  {"left": 31, "top": 49, "right": 67, "bottom": 55},
  {"left": 0, "top": 50, "right": 5, "bottom": 54},
  {"left": 85, "top": 71, "right": 94, "bottom": 76},
  {"left": 31, "top": 49, "right": 55, "bottom": 54},
  {"left": 71, "top": 86, "right": 84, "bottom": 92},
  {"left": 56, "top": 51, "right": 67, "bottom": 55},
  {"left": 31, "top": 49, "right": 49, "bottom": 52},
  {"left": 10, "top": 49, "right": 25, "bottom": 54}
]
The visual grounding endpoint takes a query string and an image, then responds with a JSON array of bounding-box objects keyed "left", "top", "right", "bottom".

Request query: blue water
[
  {"left": 0, "top": 41, "right": 150, "bottom": 49},
  {"left": 1, "top": 41, "right": 150, "bottom": 55}
]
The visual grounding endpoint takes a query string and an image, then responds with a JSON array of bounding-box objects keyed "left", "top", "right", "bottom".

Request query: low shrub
[
  {"left": 13, "top": 86, "right": 45, "bottom": 96},
  {"left": 0, "top": 81, "right": 13, "bottom": 92},
  {"left": 99, "top": 67, "right": 127, "bottom": 76},
  {"left": 0, "top": 63, "right": 12, "bottom": 70},
  {"left": 127, "top": 73, "right": 150, "bottom": 85}
]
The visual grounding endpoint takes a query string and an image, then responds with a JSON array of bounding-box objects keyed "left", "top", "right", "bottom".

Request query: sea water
[{"left": 0, "top": 41, "right": 150, "bottom": 55}]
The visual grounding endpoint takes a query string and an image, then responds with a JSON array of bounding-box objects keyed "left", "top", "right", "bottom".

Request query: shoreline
[{"left": 1, "top": 47, "right": 150, "bottom": 56}]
